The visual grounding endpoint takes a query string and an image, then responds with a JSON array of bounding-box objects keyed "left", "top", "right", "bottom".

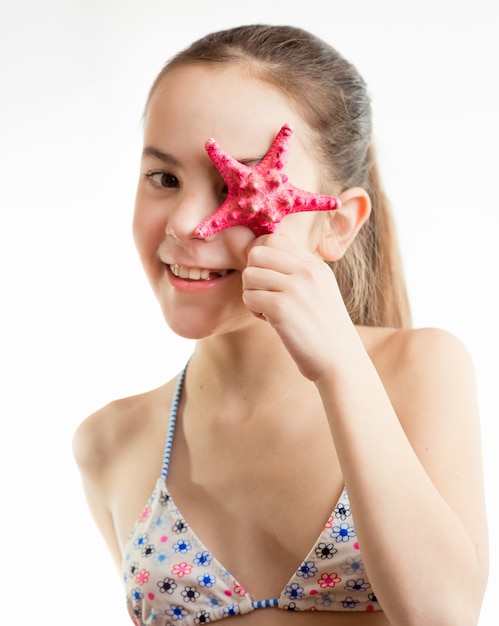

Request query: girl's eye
[{"left": 145, "top": 171, "right": 179, "bottom": 189}]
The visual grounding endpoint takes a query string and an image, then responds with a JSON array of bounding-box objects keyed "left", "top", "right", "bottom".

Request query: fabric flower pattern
[
  {"left": 124, "top": 476, "right": 380, "bottom": 625},
  {"left": 318, "top": 573, "right": 342, "bottom": 589},
  {"left": 171, "top": 562, "right": 193, "bottom": 578},
  {"left": 296, "top": 561, "right": 318, "bottom": 579}
]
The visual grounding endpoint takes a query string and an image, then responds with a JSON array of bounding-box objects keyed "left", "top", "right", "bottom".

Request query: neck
[{"left": 186, "top": 323, "right": 310, "bottom": 403}]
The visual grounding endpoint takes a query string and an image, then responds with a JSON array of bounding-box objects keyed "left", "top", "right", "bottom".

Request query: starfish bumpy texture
[{"left": 194, "top": 124, "right": 341, "bottom": 238}]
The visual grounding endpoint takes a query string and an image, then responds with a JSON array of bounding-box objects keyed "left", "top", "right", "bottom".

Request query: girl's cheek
[
  {"left": 133, "top": 202, "right": 165, "bottom": 247},
  {"left": 219, "top": 227, "right": 258, "bottom": 268}
]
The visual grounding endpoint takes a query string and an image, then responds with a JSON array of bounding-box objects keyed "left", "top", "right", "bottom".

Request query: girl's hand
[{"left": 242, "top": 233, "right": 360, "bottom": 381}]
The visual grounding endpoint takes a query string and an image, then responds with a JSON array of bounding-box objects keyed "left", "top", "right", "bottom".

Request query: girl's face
[{"left": 134, "top": 63, "right": 325, "bottom": 339}]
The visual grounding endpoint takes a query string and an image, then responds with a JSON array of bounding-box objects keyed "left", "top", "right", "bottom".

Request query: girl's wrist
[{"left": 313, "top": 328, "right": 370, "bottom": 390}]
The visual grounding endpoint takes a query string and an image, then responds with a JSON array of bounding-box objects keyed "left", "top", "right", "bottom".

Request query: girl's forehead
[
  {"left": 145, "top": 63, "right": 311, "bottom": 158},
  {"left": 149, "top": 63, "right": 281, "bottom": 112},
  {"left": 153, "top": 64, "right": 301, "bottom": 125}
]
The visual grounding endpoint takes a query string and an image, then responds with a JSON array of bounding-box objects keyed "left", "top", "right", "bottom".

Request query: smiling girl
[{"left": 73, "top": 24, "right": 488, "bottom": 625}]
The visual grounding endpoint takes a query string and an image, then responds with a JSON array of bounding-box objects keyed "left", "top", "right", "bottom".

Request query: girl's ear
[{"left": 317, "top": 187, "right": 371, "bottom": 261}]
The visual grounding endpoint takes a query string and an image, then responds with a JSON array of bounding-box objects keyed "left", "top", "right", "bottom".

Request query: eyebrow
[
  {"left": 141, "top": 146, "right": 181, "bottom": 166},
  {"left": 142, "top": 145, "right": 263, "bottom": 169},
  {"left": 240, "top": 157, "right": 263, "bottom": 167}
]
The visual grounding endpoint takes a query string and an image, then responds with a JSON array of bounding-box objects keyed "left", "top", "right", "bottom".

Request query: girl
[{"left": 73, "top": 24, "right": 488, "bottom": 625}]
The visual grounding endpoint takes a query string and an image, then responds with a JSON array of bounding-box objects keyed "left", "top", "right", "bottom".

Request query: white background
[{"left": 1, "top": 0, "right": 497, "bottom": 623}]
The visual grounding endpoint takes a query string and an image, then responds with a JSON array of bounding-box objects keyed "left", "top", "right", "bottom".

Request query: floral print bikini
[{"left": 123, "top": 366, "right": 381, "bottom": 625}]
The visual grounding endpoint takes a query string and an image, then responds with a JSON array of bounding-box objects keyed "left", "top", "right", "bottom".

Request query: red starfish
[{"left": 194, "top": 124, "right": 341, "bottom": 238}]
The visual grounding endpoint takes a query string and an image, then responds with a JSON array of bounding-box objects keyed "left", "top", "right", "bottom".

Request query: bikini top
[{"left": 123, "top": 366, "right": 381, "bottom": 625}]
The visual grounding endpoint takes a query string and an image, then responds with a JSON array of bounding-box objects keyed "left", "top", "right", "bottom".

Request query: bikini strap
[{"left": 161, "top": 363, "right": 188, "bottom": 481}]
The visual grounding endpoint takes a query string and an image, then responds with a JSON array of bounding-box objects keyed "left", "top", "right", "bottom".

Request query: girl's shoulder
[
  {"left": 72, "top": 379, "right": 176, "bottom": 478},
  {"left": 361, "top": 325, "right": 474, "bottom": 375},
  {"left": 361, "top": 325, "right": 478, "bottom": 428}
]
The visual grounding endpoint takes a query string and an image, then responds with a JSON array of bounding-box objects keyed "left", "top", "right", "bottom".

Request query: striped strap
[
  {"left": 161, "top": 364, "right": 188, "bottom": 481},
  {"left": 251, "top": 598, "right": 279, "bottom": 609}
]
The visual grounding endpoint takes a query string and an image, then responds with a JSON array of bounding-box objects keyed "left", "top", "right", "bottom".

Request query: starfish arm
[
  {"left": 286, "top": 184, "right": 342, "bottom": 214},
  {"left": 204, "top": 138, "right": 251, "bottom": 187},
  {"left": 255, "top": 123, "right": 293, "bottom": 172},
  {"left": 194, "top": 124, "right": 340, "bottom": 238}
]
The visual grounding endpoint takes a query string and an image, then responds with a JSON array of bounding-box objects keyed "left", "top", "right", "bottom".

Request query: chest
[
  {"left": 116, "top": 391, "right": 346, "bottom": 595},
  {"left": 165, "top": 416, "right": 344, "bottom": 598},
  {"left": 123, "top": 473, "right": 380, "bottom": 619}
]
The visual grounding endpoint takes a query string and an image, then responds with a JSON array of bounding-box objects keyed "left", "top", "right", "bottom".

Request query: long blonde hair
[{"left": 147, "top": 25, "right": 412, "bottom": 328}]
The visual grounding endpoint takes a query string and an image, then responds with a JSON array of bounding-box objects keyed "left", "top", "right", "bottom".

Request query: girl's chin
[{"left": 162, "top": 308, "right": 258, "bottom": 341}]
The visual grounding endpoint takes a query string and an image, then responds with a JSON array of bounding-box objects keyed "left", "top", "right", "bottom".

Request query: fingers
[
  {"left": 242, "top": 233, "right": 322, "bottom": 322},
  {"left": 246, "top": 233, "right": 310, "bottom": 274},
  {"left": 243, "top": 235, "right": 299, "bottom": 293},
  {"left": 242, "top": 286, "right": 276, "bottom": 317}
]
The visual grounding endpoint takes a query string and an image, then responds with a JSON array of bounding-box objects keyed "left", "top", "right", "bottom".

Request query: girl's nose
[{"left": 165, "top": 188, "right": 220, "bottom": 243}]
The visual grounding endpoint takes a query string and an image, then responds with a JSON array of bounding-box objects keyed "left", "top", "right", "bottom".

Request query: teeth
[{"left": 170, "top": 265, "right": 228, "bottom": 280}]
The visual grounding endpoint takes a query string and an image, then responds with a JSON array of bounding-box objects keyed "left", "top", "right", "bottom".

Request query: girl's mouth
[{"left": 169, "top": 264, "right": 234, "bottom": 281}]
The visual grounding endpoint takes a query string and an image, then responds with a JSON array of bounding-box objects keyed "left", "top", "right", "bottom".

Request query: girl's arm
[
  {"left": 316, "top": 327, "right": 488, "bottom": 625},
  {"left": 243, "top": 233, "right": 488, "bottom": 625},
  {"left": 73, "top": 406, "right": 126, "bottom": 572}
]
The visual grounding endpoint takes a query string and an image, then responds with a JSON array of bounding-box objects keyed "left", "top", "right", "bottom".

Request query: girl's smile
[
  {"left": 166, "top": 264, "right": 236, "bottom": 292},
  {"left": 169, "top": 264, "right": 234, "bottom": 281}
]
